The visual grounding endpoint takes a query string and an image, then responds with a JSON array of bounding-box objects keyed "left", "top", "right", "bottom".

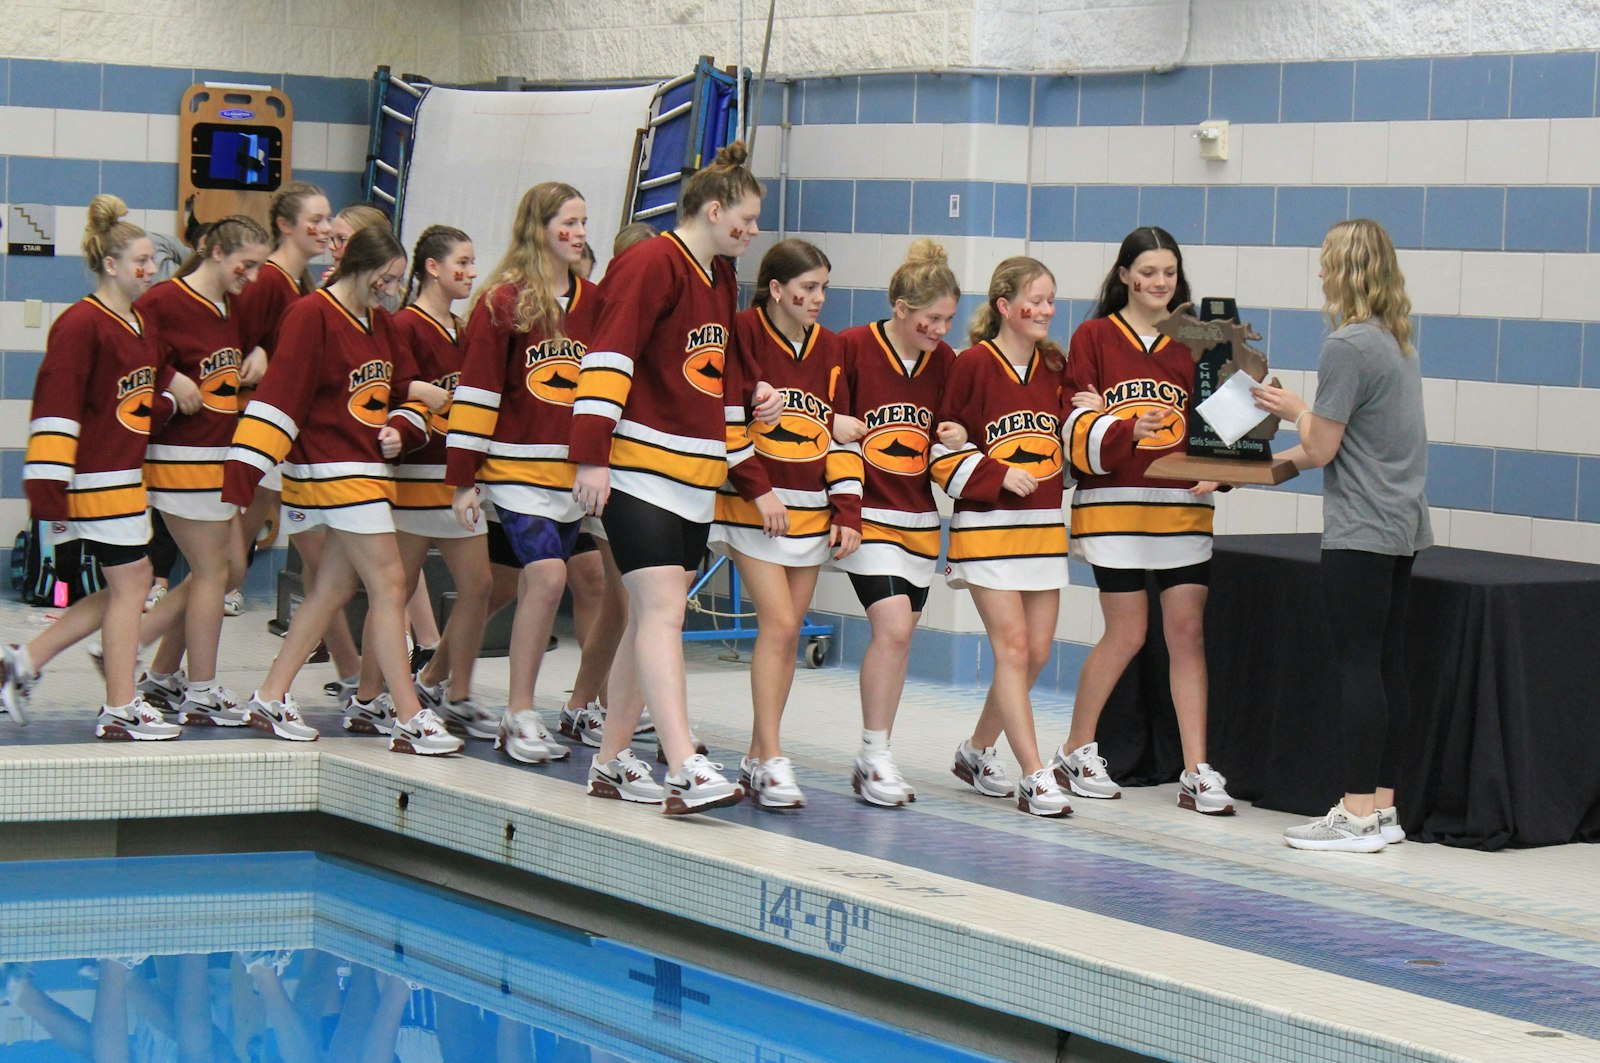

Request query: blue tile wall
[
  {"left": 282, "top": 74, "right": 372, "bottom": 125},
  {"left": 858, "top": 75, "right": 915, "bottom": 124},
  {"left": 101, "top": 65, "right": 194, "bottom": 114},
  {"left": 2, "top": 352, "right": 45, "bottom": 401},
  {"left": 11, "top": 59, "right": 102, "bottom": 110},
  {"left": 1493, "top": 451, "right": 1578, "bottom": 519},
  {"left": 1139, "top": 185, "right": 1204, "bottom": 245},
  {"left": 101, "top": 160, "right": 178, "bottom": 211},
  {"left": 1431, "top": 55, "right": 1512, "bottom": 120},
  {"left": 1423, "top": 187, "right": 1505, "bottom": 251},
  {"left": 817, "top": 289, "right": 854, "bottom": 333},
  {"left": 297, "top": 169, "right": 363, "bottom": 213},
  {"left": 992, "top": 183, "right": 1028, "bottom": 240},
  {"left": 1142, "top": 65, "right": 1210, "bottom": 126},
  {"left": 1498, "top": 319, "right": 1582, "bottom": 387},
  {"left": 8, "top": 158, "right": 100, "bottom": 207},
  {"left": 1503, "top": 187, "right": 1589, "bottom": 253},
  {"left": 0, "top": 58, "right": 9, "bottom": 106},
  {"left": 1078, "top": 73, "right": 1144, "bottom": 126},
  {"left": 1205, "top": 186, "right": 1275, "bottom": 247},
  {"left": 853, "top": 180, "right": 912, "bottom": 235},
  {"left": 1209, "top": 63, "right": 1280, "bottom": 123},
  {"left": 1030, "top": 185, "right": 1076, "bottom": 242},
  {"left": 1282, "top": 61, "right": 1354, "bottom": 122},
  {"left": 1074, "top": 186, "right": 1139, "bottom": 243},
  {"left": 758, "top": 190, "right": 781, "bottom": 235},
  {"left": 800, "top": 180, "right": 855, "bottom": 233},
  {"left": 0, "top": 448, "right": 24, "bottom": 499},
  {"left": 803, "top": 77, "right": 858, "bottom": 124},
  {"left": 911, "top": 181, "right": 994, "bottom": 238},
  {"left": 1353, "top": 59, "right": 1431, "bottom": 121},
  {"left": 1275, "top": 186, "right": 1349, "bottom": 248},
  {"left": 1417, "top": 315, "right": 1499, "bottom": 382},
  {"left": 1266, "top": 309, "right": 1328, "bottom": 372},
  {"left": 998, "top": 76, "right": 1032, "bottom": 126},
  {"left": 1348, "top": 187, "right": 1425, "bottom": 249},
  {"left": 1510, "top": 51, "right": 1597, "bottom": 119},
  {"left": 1579, "top": 458, "right": 1600, "bottom": 522},
  {"left": 1583, "top": 324, "right": 1600, "bottom": 388},
  {"left": 1034, "top": 76, "right": 1079, "bottom": 126},
  {"left": 4, "top": 256, "right": 92, "bottom": 304},
  {"left": 916, "top": 74, "right": 997, "bottom": 125},
  {"left": 1426, "top": 443, "right": 1495, "bottom": 511}
]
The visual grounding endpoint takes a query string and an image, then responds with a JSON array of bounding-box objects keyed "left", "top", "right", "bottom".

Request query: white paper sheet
[{"left": 1195, "top": 370, "right": 1273, "bottom": 447}]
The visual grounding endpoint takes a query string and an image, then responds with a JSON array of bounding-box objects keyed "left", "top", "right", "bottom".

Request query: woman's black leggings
[
  {"left": 1319, "top": 548, "right": 1417, "bottom": 795},
  {"left": 148, "top": 510, "right": 179, "bottom": 583}
]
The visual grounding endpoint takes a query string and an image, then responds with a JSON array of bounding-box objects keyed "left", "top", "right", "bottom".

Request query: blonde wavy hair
[
  {"left": 81, "top": 194, "right": 146, "bottom": 273},
  {"left": 473, "top": 182, "right": 584, "bottom": 338},
  {"left": 1320, "top": 219, "right": 1414, "bottom": 354}
]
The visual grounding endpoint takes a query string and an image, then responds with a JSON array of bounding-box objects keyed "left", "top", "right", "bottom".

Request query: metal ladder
[{"left": 361, "top": 66, "right": 430, "bottom": 223}]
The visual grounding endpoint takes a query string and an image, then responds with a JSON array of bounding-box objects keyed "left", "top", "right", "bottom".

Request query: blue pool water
[{"left": 0, "top": 852, "right": 995, "bottom": 1063}]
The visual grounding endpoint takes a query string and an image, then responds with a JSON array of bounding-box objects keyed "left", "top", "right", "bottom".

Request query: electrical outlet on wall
[{"left": 948, "top": 194, "right": 960, "bottom": 218}]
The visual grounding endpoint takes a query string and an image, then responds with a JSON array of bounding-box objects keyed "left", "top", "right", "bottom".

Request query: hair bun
[
  {"left": 87, "top": 193, "right": 129, "bottom": 234},
  {"left": 713, "top": 140, "right": 749, "bottom": 168},
  {"left": 904, "top": 237, "right": 948, "bottom": 268}
]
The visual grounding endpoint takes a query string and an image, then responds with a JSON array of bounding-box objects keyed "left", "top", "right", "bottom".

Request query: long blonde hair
[
  {"left": 1320, "top": 219, "right": 1414, "bottom": 354},
  {"left": 474, "top": 182, "right": 583, "bottom": 338},
  {"left": 968, "top": 256, "right": 1064, "bottom": 369}
]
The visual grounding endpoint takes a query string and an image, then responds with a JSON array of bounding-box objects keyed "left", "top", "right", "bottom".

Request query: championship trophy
[{"left": 1144, "top": 297, "right": 1298, "bottom": 486}]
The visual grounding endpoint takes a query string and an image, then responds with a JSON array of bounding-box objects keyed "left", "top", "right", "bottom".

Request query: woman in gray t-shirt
[{"left": 1253, "top": 219, "right": 1431, "bottom": 854}]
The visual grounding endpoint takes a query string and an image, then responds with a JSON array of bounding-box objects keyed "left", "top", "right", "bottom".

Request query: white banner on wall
[{"left": 399, "top": 83, "right": 662, "bottom": 291}]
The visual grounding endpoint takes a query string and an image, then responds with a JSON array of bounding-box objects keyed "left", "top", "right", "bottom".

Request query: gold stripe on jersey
[
  {"left": 949, "top": 522, "right": 1068, "bottom": 562},
  {"left": 69, "top": 484, "right": 147, "bottom": 521},
  {"left": 447, "top": 399, "right": 498, "bottom": 441},
  {"left": 860, "top": 520, "right": 940, "bottom": 559},
  {"left": 1069, "top": 501, "right": 1214, "bottom": 538},
  {"left": 394, "top": 481, "right": 455, "bottom": 509},
  {"left": 144, "top": 461, "right": 224, "bottom": 493},
  {"left": 282, "top": 475, "right": 395, "bottom": 510},
  {"left": 576, "top": 364, "right": 633, "bottom": 410},
  {"left": 715, "top": 494, "right": 833, "bottom": 538},
  {"left": 867, "top": 320, "right": 932, "bottom": 378},
  {"left": 402, "top": 304, "right": 456, "bottom": 342},
  {"left": 232, "top": 413, "right": 295, "bottom": 467},
  {"left": 479, "top": 455, "right": 576, "bottom": 491},
  {"left": 825, "top": 448, "right": 865, "bottom": 490},
  {"left": 610, "top": 437, "right": 726, "bottom": 490},
  {"left": 25, "top": 432, "right": 78, "bottom": 470},
  {"left": 260, "top": 260, "right": 306, "bottom": 296}
]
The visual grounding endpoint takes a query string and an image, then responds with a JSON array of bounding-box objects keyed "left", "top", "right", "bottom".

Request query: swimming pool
[{"left": 0, "top": 852, "right": 996, "bottom": 1063}]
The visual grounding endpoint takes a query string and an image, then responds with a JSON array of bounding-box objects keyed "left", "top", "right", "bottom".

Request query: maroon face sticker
[
  {"left": 1019, "top": 306, "right": 1034, "bottom": 320},
  {"left": 913, "top": 321, "right": 929, "bottom": 336},
  {"left": 453, "top": 270, "right": 466, "bottom": 283},
  {"left": 1132, "top": 279, "right": 1143, "bottom": 293},
  {"left": 790, "top": 294, "right": 805, "bottom": 307},
  {"left": 557, "top": 229, "right": 571, "bottom": 243},
  {"left": 729, "top": 227, "right": 745, "bottom": 240}
]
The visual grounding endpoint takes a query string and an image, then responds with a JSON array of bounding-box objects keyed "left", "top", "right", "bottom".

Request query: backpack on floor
[{"left": 14, "top": 521, "right": 103, "bottom": 606}]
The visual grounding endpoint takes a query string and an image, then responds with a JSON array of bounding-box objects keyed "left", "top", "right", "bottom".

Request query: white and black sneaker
[
  {"left": 136, "top": 669, "right": 187, "bottom": 714},
  {"left": 558, "top": 699, "right": 606, "bottom": 747},
  {"left": 342, "top": 693, "right": 397, "bottom": 735},
  {"left": 1049, "top": 741, "right": 1122, "bottom": 800},
  {"left": 852, "top": 749, "right": 915, "bottom": 807},
  {"left": 495, "top": 709, "right": 567, "bottom": 764},
  {"left": 587, "top": 749, "right": 665, "bottom": 803},
  {"left": 389, "top": 707, "right": 463, "bottom": 756},
  {"left": 1178, "top": 763, "right": 1235, "bottom": 815},
  {"left": 1017, "top": 768, "right": 1073, "bottom": 817},
  {"left": 247, "top": 693, "right": 319, "bottom": 742},
  {"left": 751, "top": 756, "right": 806, "bottom": 810},
  {"left": 413, "top": 672, "right": 447, "bottom": 713},
  {"left": 441, "top": 698, "right": 499, "bottom": 740},
  {"left": 663, "top": 754, "right": 743, "bottom": 815},
  {"left": 177, "top": 686, "right": 250, "bottom": 727},
  {"left": 95, "top": 697, "right": 181, "bottom": 741},
  {"left": 951, "top": 740, "right": 1015, "bottom": 798}
]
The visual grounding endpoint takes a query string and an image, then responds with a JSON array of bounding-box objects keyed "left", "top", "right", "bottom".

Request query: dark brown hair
[
  {"left": 751, "top": 239, "right": 830, "bottom": 309},
  {"left": 1091, "top": 226, "right": 1191, "bottom": 320}
]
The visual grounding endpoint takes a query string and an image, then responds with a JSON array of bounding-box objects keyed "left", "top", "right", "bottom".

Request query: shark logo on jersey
[
  {"left": 199, "top": 347, "right": 244, "bottom": 415},
  {"left": 347, "top": 360, "right": 393, "bottom": 428},
  {"left": 862, "top": 402, "right": 933, "bottom": 476},
  {"left": 683, "top": 323, "right": 728, "bottom": 397},
  {"left": 115, "top": 366, "right": 158, "bottom": 435},
  {"left": 984, "top": 410, "right": 1063, "bottom": 479},
  {"left": 525, "top": 337, "right": 586, "bottom": 406}
]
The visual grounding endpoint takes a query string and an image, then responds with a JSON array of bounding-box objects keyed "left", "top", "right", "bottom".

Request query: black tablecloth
[{"left": 1095, "top": 534, "right": 1600, "bottom": 850}]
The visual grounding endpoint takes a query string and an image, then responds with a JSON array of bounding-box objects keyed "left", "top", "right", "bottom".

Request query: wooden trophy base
[{"left": 1146, "top": 453, "right": 1299, "bottom": 486}]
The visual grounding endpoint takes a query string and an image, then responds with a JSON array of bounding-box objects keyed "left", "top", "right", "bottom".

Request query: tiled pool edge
[{"left": 0, "top": 746, "right": 1534, "bottom": 1063}]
